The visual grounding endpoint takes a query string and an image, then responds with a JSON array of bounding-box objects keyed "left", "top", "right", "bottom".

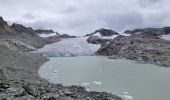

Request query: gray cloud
[
  {"left": 139, "top": 0, "right": 163, "bottom": 8},
  {"left": 23, "top": 13, "right": 36, "bottom": 20},
  {"left": 0, "top": 0, "right": 170, "bottom": 36}
]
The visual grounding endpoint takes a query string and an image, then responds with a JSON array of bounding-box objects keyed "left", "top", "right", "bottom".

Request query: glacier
[{"left": 35, "top": 37, "right": 101, "bottom": 57}]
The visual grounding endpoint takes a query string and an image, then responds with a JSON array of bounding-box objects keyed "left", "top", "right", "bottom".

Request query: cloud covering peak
[{"left": 0, "top": 0, "right": 169, "bottom": 35}]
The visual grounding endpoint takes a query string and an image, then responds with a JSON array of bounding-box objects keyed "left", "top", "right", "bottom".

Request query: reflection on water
[{"left": 39, "top": 56, "right": 170, "bottom": 100}]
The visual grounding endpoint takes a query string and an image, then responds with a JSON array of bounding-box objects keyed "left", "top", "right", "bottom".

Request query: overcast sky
[{"left": 0, "top": 0, "right": 170, "bottom": 36}]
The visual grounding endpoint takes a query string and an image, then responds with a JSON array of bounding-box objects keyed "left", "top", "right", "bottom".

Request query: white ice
[
  {"left": 122, "top": 92, "right": 133, "bottom": 100},
  {"left": 92, "top": 81, "right": 102, "bottom": 85},
  {"left": 159, "top": 35, "right": 170, "bottom": 41},
  {"left": 82, "top": 83, "right": 90, "bottom": 86},
  {"left": 120, "top": 33, "right": 131, "bottom": 36},
  {"left": 36, "top": 37, "right": 101, "bottom": 56},
  {"left": 38, "top": 33, "right": 58, "bottom": 38}
]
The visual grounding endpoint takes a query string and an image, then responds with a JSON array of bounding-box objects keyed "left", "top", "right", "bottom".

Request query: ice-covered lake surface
[{"left": 39, "top": 56, "right": 170, "bottom": 100}]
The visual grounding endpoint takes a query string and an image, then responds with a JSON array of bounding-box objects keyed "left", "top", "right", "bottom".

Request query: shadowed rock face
[
  {"left": 87, "top": 35, "right": 111, "bottom": 44},
  {"left": 11, "top": 23, "right": 35, "bottom": 36},
  {"left": 59, "top": 34, "right": 76, "bottom": 38},
  {"left": 85, "top": 28, "right": 119, "bottom": 45},
  {"left": 35, "top": 29, "right": 55, "bottom": 34},
  {"left": 0, "top": 17, "right": 7, "bottom": 28},
  {"left": 85, "top": 28, "right": 119, "bottom": 37},
  {"left": 124, "top": 27, "right": 170, "bottom": 36},
  {"left": 0, "top": 17, "right": 16, "bottom": 34},
  {"left": 96, "top": 35, "right": 170, "bottom": 67}
]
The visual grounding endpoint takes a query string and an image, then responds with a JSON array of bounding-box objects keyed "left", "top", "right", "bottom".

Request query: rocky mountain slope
[
  {"left": 124, "top": 27, "right": 170, "bottom": 36},
  {"left": 86, "top": 28, "right": 119, "bottom": 44},
  {"left": 85, "top": 28, "right": 119, "bottom": 37},
  {"left": 96, "top": 28, "right": 170, "bottom": 67}
]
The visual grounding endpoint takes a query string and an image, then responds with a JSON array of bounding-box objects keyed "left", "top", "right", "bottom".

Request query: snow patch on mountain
[
  {"left": 120, "top": 33, "right": 131, "bottom": 36},
  {"left": 38, "top": 33, "right": 58, "bottom": 38}
]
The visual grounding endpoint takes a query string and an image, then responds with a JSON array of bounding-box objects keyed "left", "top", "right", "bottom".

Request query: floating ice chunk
[
  {"left": 53, "top": 70, "right": 59, "bottom": 73},
  {"left": 123, "top": 92, "right": 129, "bottom": 95},
  {"left": 123, "top": 92, "right": 133, "bottom": 100},
  {"left": 82, "top": 82, "right": 90, "bottom": 86},
  {"left": 93, "top": 81, "right": 102, "bottom": 85},
  {"left": 86, "top": 88, "right": 90, "bottom": 91}
]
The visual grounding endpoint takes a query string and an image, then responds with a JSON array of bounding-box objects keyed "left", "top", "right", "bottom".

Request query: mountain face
[
  {"left": 0, "top": 17, "right": 56, "bottom": 49},
  {"left": 96, "top": 34, "right": 170, "bottom": 67},
  {"left": 124, "top": 27, "right": 170, "bottom": 36},
  {"left": 59, "top": 34, "right": 77, "bottom": 38},
  {"left": 11, "top": 23, "right": 35, "bottom": 36},
  {"left": 87, "top": 35, "right": 112, "bottom": 44},
  {"left": 35, "top": 29, "right": 55, "bottom": 34},
  {"left": 0, "top": 17, "right": 16, "bottom": 34},
  {"left": 85, "top": 28, "right": 119, "bottom": 37},
  {"left": 85, "top": 28, "right": 119, "bottom": 45}
]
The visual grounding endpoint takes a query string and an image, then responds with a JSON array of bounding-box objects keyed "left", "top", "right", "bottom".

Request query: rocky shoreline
[
  {"left": 0, "top": 52, "right": 121, "bottom": 100},
  {"left": 0, "top": 45, "right": 122, "bottom": 100}
]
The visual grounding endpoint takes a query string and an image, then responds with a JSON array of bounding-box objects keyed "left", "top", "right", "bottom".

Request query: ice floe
[
  {"left": 92, "top": 81, "right": 102, "bottom": 85},
  {"left": 122, "top": 92, "right": 133, "bottom": 100}
]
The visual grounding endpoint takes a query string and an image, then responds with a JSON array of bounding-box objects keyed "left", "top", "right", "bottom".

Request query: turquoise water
[{"left": 39, "top": 56, "right": 170, "bottom": 100}]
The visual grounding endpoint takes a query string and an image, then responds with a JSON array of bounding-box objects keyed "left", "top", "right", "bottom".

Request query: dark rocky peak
[
  {"left": 124, "top": 27, "right": 170, "bottom": 36},
  {"left": 59, "top": 34, "right": 76, "bottom": 38},
  {"left": 35, "top": 29, "right": 61, "bottom": 36},
  {"left": 85, "top": 28, "right": 119, "bottom": 37},
  {"left": 0, "top": 16, "right": 8, "bottom": 28},
  {"left": 0, "top": 16, "right": 16, "bottom": 34},
  {"left": 87, "top": 35, "right": 111, "bottom": 44},
  {"left": 163, "top": 27, "right": 170, "bottom": 34},
  {"left": 35, "top": 29, "right": 55, "bottom": 34},
  {"left": 11, "top": 23, "right": 35, "bottom": 35}
]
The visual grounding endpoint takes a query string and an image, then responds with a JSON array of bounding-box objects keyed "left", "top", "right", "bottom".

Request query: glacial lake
[{"left": 38, "top": 56, "right": 170, "bottom": 100}]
